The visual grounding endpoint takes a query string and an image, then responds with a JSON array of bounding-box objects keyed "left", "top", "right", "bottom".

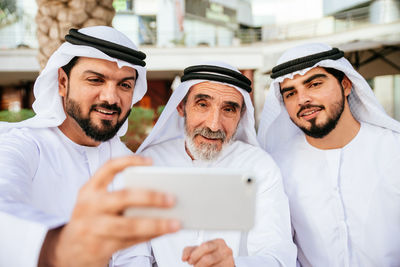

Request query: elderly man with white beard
[{"left": 135, "top": 62, "right": 297, "bottom": 267}]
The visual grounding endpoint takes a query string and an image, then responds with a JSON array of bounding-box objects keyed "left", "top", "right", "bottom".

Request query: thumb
[
  {"left": 87, "top": 155, "right": 152, "bottom": 190},
  {"left": 182, "top": 246, "right": 197, "bottom": 262}
]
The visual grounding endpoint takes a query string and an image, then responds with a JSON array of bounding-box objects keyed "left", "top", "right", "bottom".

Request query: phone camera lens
[{"left": 247, "top": 178, "right": 252, "bottom": 183}]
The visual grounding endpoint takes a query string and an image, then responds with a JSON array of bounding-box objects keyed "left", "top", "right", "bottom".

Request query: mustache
[
  {"left": 297, "top": 104, "right": 324, "bottom": 118},
  {"left": 90, "top": 103, "right": 122, "bottom": 115},
  {"left": 193, "top": 127, "right": 226, "bottom": 141}
]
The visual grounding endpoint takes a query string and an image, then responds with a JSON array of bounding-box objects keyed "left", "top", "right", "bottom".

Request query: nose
[
  {"left": 297, "top": 89, "right": 312, "bottom": 106},
  {"left": 205, "top": 108, "right": 222, "bottom": 132},
  {"left": 99, "top": 82, "right": 119, "bottom": 105}
]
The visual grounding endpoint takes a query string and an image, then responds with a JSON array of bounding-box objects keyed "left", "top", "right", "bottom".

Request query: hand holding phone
[{"left": 123, "top": 166, "right": 256, "bottom": 231}]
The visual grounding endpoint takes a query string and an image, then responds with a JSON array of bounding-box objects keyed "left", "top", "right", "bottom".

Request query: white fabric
[
  {"left": 139, "top": 137, "right": 296, "bottom": 267},
  {"left": 257, "top": 43, "right": 400, "bottom": 155},
  {"left": 257, "top": 43, "right": 400, "bottom": 266},
  {"left": 0, "top": 26, "right": 150, "bottom": 266},
  {"left": 272, "top": 122, "right": 400, "bottom": 267},
  {"left": 137, "top": 61, "right": 259, "bottom": 152},
  {"left": 0, "top": 26, "right": 147, "bottom": 136},
  {"left": 0, "top": 127, "right": 150, "bottom": 266}
]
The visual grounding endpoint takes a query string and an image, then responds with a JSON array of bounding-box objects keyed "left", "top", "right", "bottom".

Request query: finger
[
  {"left": 101, "top": 188, "right": 175, "bottom": 213},
  {"left": 94, "top": 215, "right": 181, "bottom": 239},
  {"left": 194, "top": 245, "right": 233, "bottom": 267},
  {"left": 88, "top": 156, "right": 152, "bottom": 190},
  {"left": 187, "top": 240, "right": 218, "bottom": 265},
  {"left": 182, "top": 246, "right": 198, "bottom": 262},
  {"left": 193, "top": 251, "right": 223, "bottom": 267}
]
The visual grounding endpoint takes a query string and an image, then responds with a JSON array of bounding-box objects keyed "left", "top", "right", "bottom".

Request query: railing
[
  {"left": 261, "top": 4, "right": 399, "bottom": 42},
  {"left": 1, "top": 4, "right": 399, "bottom": 49}
]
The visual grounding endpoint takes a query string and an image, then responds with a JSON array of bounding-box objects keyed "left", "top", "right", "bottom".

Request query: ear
[
  {"left": 342, "top": 75, "right": 352, "bottom": 97},
  {"left": 177, "top": 101, "right": 185, "bottom": 117},
  {"left": 58, "top": 68, "right": 68, "bottom": 98}
]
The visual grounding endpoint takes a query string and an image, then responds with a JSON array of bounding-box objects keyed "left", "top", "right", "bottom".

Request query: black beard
[
  {"left": 294, "top": 86, "right": 345, "bottom": 139},
  {"left": 66, "top": 98, "right": 131, "bottom": 142}
]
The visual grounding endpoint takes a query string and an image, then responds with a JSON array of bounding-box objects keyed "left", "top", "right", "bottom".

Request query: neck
[
  {"left": 305, "top": 103, "right": 360, "bottom": 149},
  {"left": 58, "top": 117, "right": 101, "bottom": 147}
]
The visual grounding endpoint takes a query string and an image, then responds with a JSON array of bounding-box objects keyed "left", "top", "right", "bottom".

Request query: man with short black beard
[
  {"left": 257, "top": 43, "right": 400, "bottom": 266},
  {"left": 0, "top": 26, "right": 180, "bottom": 267},
  {"left": 136, "top": 61, "right": 296, "bottom": 267}
]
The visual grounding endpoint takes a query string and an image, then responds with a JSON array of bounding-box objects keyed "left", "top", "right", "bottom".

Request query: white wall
[
  {"left": 156, "top": 0, "right": 185, "bottom": 47},
  {"left": 323, "top": 0, "right": 370, "bottom": 15},
  {"left": 0, "top": 0, "right": 38, "bottom": 48},
  {"left": 112, "top": 14, "right": 140, "bottom": 45},
  {"left": 253, "top": 0, "right": 323, "bottom": 26},
  {"left": 135, "top": 0, "right": 158, "bottom": 15},
  {"left": 374, "top": 75, "right": 395, "bottom": 117},
  {"left": 237, "top": 0, "right": 253, "bottom": 25},
  {"left": 184, "top": 19, "right": 216, "bottom": 47}
]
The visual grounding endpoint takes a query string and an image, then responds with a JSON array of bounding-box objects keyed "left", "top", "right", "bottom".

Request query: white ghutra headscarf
[
  {"left": 257, "top": 43, "right": 400, "bottom": 154},
  {"left": 137, "top": 61, "right": 259, "bottom": 153},
  {"left": 0, "top": 26, "right": 147, "bottom": 137}
]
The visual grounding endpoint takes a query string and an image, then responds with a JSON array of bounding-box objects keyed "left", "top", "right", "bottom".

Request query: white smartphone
[{"left": 122, "top": 166, "right": 256, "bottom": 231}]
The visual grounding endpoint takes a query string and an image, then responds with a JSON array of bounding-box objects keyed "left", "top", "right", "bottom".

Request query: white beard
[
  {"left": 184, "top": 131, "right": 236, "bottom": 161},
  {"left": 185, "top": 134, "right": 221, "bottom": 161}
]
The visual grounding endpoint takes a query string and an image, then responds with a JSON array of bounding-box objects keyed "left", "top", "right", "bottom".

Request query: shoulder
[
  {"left": 0, "top": 128, "right": 51, "bottom": 174},
  {"left": 230, "top": 140, "right": 276, "bottom": 162},
  {"left": 0, "top": 127, "right": 66, "bottom": 158},
  {"left": 361, "top": 121, "right": 400, "bottom": 163},
  {"left": 362, "top": 122, "right": 400, "bottom": 138},
  {"left": 1, "top": 127, "right": 45, "bottom": 148},
  {"left": 359, "top": 122, "right": 400, "bottom": 151},
  {"left": 226, "top": 140, "right": 281, "bottom": 176}
]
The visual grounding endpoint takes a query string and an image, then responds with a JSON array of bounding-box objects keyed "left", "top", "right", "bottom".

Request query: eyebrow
[
  {"left": 280, "top": 86, "right": 295, "bottom": 95},
  {"left": 280, "top": 73, "right": 328, "bottom": 95},
  {"left": 194, "top": 94, "right": 240, "bottom": 109},
  {"left": 82, "top": 70, "right": 136, "bottom": 82},
  {"left": 302, "top": 73, "right": 327, "bottom": 84},
  {"left": 194, "top": 94, "right": 212, "bottom": 100}
]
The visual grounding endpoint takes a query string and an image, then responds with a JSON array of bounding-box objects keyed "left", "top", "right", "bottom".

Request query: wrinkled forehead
[{"left": 186, "top": 81, "right": 244, "bottom": 105}]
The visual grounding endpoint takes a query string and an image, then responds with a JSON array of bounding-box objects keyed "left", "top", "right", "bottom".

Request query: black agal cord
[
  {"left": 65, "top": 28, "right": 146, "bottom": 67},
  {"left": 271, "top": 48, "right": 344, "bottom": 79},
  {"left": 181, "top": 65, "right": 252, "bottom": 93}
]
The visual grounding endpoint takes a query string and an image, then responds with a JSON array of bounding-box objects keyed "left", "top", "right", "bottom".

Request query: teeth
[
  {"left": 302, "top": 109, "right": 318, "bottom": 116},
  {"left": 96, "top": 109, "right": 114, "bottom": 115}
]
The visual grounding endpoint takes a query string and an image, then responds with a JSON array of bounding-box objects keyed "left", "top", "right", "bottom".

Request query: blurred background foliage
[
  {"left": 0, "top": 107, "right": 164, "bottom": 152},
  {"left": 0, "top": 109, "right": 35, "bottom": 122},
  {"left": 0, "top": 0, "right": 19, "bottom": 28},
  {"left": 122, "top": 105, "right": 164, "bottom": 152}
]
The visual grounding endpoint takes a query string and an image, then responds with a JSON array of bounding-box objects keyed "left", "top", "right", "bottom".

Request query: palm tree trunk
[{"left": 35, "top": 0, "right": 115, "bottom": 70}]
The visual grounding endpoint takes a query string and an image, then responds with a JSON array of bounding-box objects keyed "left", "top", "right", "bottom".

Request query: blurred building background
[{"left": 0, "top": 0, "right": 399, "bottom": 124}]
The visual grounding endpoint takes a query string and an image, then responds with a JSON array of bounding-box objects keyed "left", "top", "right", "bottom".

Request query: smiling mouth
[
  {"left": 298, "top": 107, "right": 323, "bottom": 120},
  {"left": 198, "top": 135, "right": 221, "bottom": 142},
  {"left": 93, "top": 108, "right": 119, "bottom": 118}
]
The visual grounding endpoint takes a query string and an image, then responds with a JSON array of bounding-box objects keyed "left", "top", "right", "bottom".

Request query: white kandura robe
[
  {"left": 0, "top": 127, "right": 150, "bottom": 267},
  {"left": 271, "top": 122, "right": 400, "bottom": 267},
  {"left": 139, "top": 137, "right": 297, "bottom": 267}
]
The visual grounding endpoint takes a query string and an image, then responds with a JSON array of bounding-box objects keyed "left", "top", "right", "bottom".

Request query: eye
[
  {"left": 284, "top": 91, "right": 295, "bottom": 99},
  {"left": 224, "top": 106, "right": 237, "bottom": 113},
  {"left": 87, "top": 77, "right": 103, "bottom": 83},
  {"left": 196, "top": 100, "right": 208, "bottom": 108},
  {"left": 120, "top": 82, "right": 133, "bottom": 90},
  {"left": 310, "top": 82, "right": 322, "bottom": 88}
]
